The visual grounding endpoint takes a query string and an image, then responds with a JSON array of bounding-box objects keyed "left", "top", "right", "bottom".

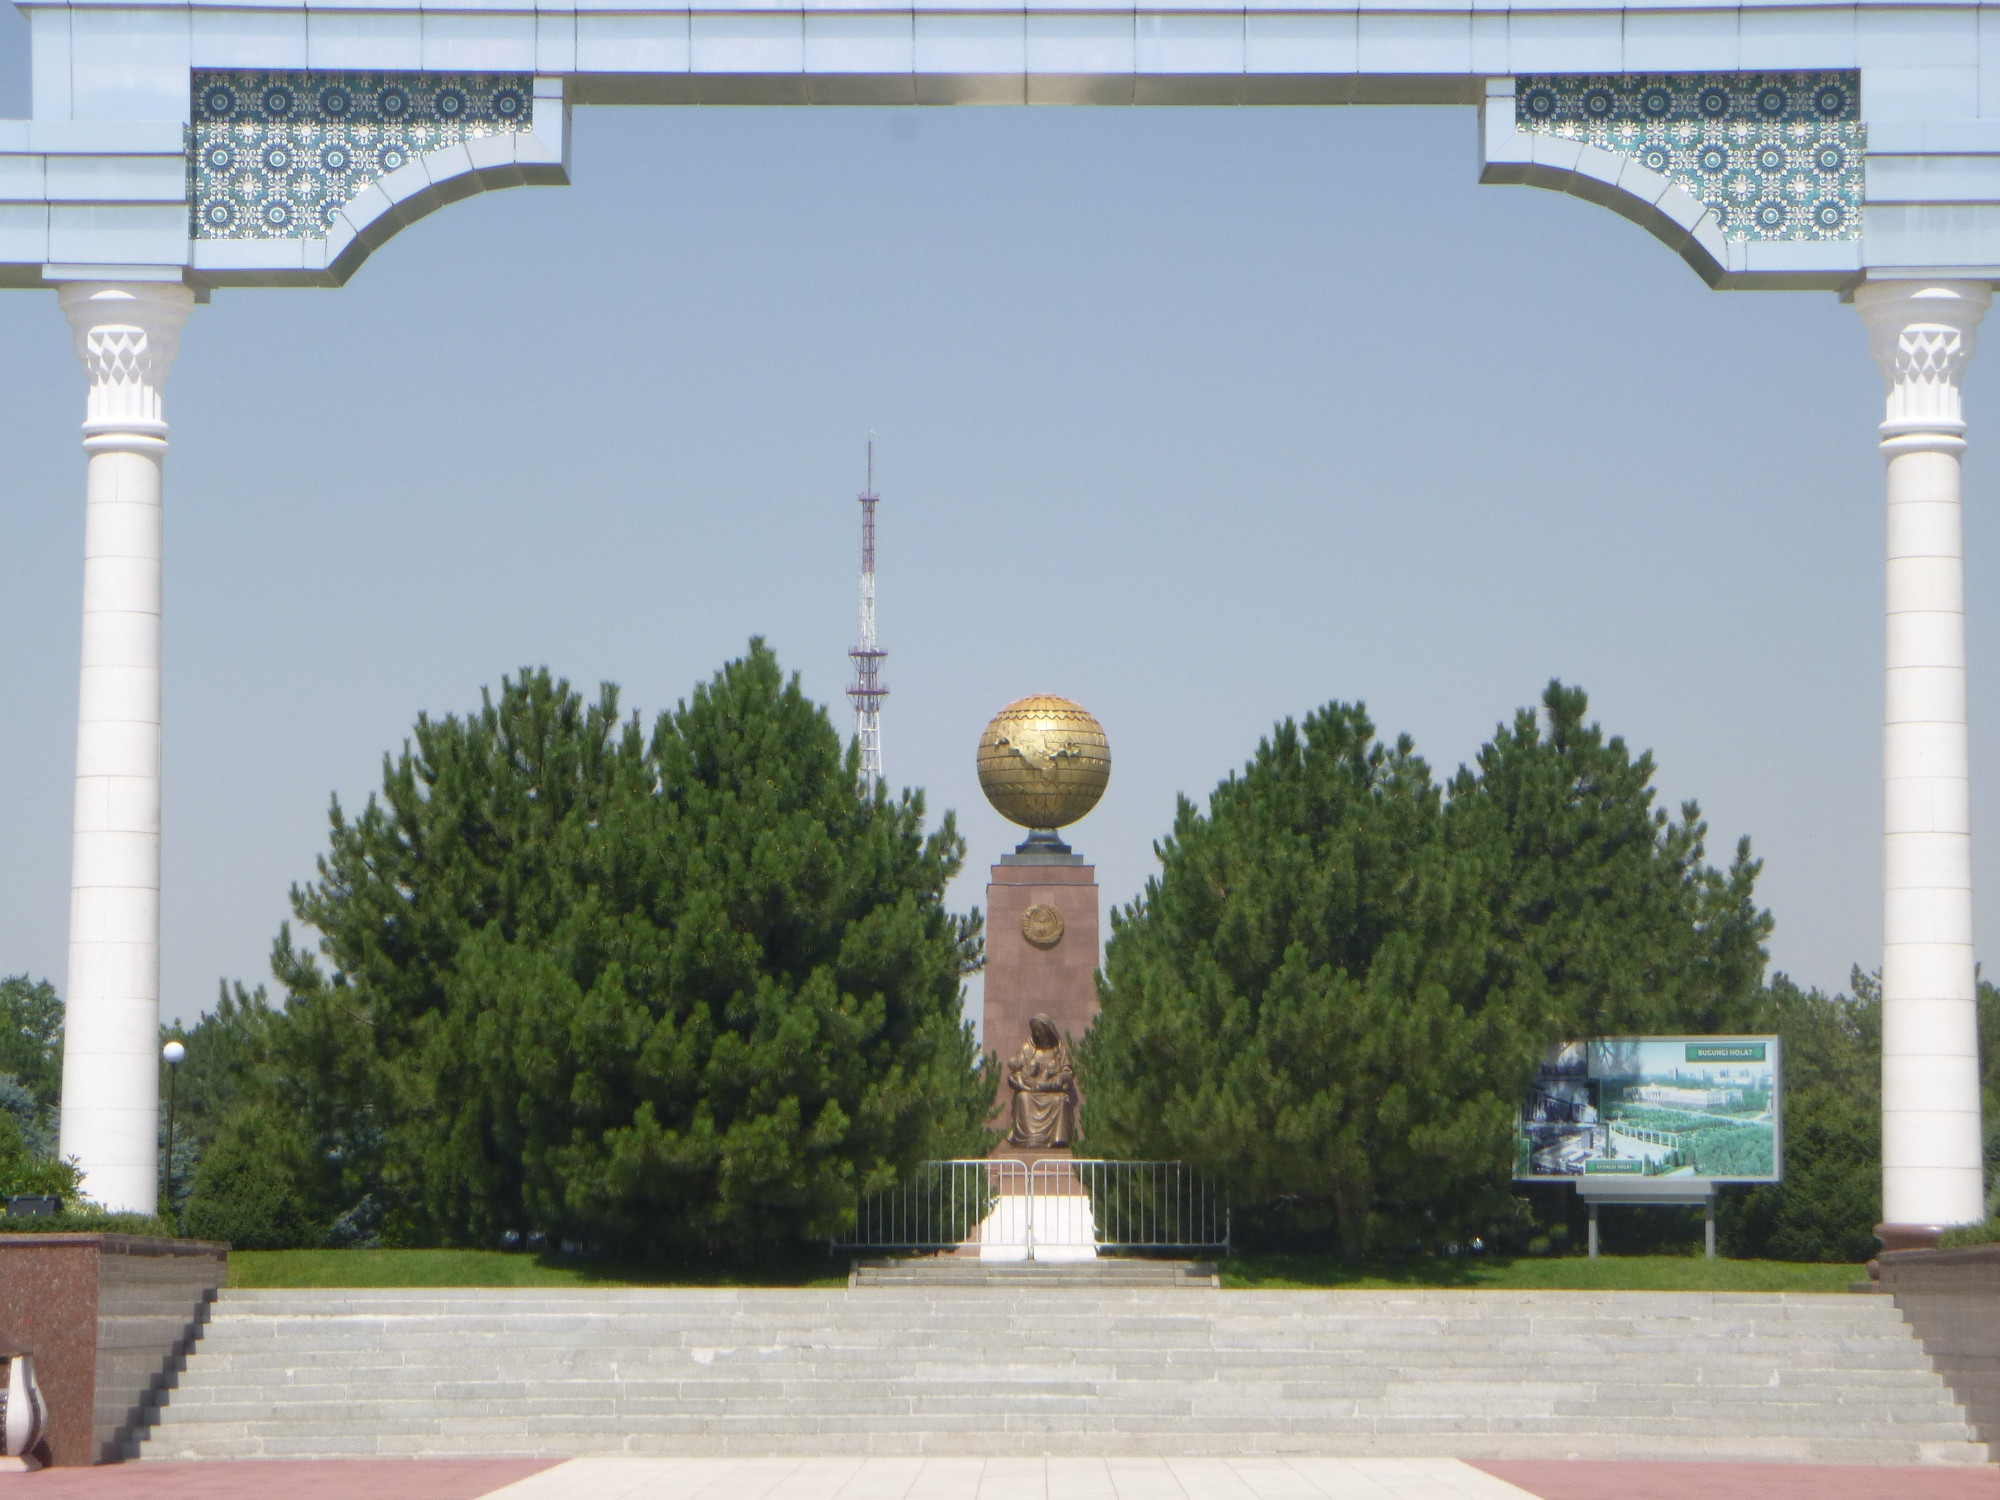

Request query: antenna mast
[{"left": 846, "top": 441, "right": 887, "bottom": 792}]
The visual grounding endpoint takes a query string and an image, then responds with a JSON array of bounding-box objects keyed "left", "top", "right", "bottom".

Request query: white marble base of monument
[{"left": 973, "top": 1195, "right": 1098, "bottom": 1263}]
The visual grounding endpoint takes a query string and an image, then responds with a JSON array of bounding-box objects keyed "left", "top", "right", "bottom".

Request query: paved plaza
[{"left": 5, "top": 1458, "right": 2000, "bottom": 1500}]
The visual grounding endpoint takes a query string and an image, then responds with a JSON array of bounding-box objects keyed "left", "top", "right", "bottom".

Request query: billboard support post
[{"left": 1579, "top": 1178, "right": 1720, "bottom": 1260}]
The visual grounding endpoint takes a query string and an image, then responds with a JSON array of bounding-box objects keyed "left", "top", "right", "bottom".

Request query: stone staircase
[
  {"left": 135, "top": 1285, "right": 1992, "bottom": 1464},
  {"left": 847, "top": 1258, "right": 1219, "bottom": 1287}
]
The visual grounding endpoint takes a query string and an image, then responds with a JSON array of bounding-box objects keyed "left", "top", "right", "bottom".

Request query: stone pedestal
[{"left": 982, "top": 847, "right": 1099, "bottom": 1104}]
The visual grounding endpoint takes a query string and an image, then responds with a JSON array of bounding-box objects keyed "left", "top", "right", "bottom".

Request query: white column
[
  {"left": 1856, "top": 280, "right": 1992, "bottom": 1246},
  {"left": 54, "top": 281, "right": 193, "bottom": 1216}
]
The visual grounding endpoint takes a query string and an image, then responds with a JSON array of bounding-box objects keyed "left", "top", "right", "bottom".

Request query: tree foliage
[
  {"left": 179, "top": 1103, "right": 322, "bottom": 1250},
  {"left": 1716, "top": 973, "right": 1880, "bottom": 1262},
  {"left": 0, "top": 1106, "right": 78, "bottom": 1202},
  {"left": 1077, "top": 682, "right": 1772, "bottom": 1253},
  {"left": 243, "top": 642, "right": 987, "bottom": 1258},
  {"left": 0, "top": 975, "right": 73, "bottom": 1204},
  {"left": 160, "top": 981, "right": 278, "bottom": 1217},
  {"left": 0, "top": 975, "right": 63, "bottom": 1110}
]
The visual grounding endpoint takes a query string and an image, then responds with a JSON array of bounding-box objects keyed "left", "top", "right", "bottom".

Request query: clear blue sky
[{"left": 3, "top": 17, "right": 1995, "bottom": 1030}]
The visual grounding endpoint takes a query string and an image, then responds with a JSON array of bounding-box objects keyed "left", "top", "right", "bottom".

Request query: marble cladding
[{"left": 1514, "top": 71, "right": 1864, "bottom": 242}]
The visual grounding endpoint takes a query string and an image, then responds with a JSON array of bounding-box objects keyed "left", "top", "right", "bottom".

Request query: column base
[
  {"left": 1876, "top": 1222, "right": 1947, "bottom": 1253},
  {"left": 1866, "top": 1221, "right": 1948, "bottom": 1288}
]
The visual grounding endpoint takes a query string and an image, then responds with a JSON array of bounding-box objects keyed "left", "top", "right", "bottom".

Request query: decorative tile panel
[
  {"left": 190, "top": 71, "right": 534, "bottom": 240},
  {"left": 1513, "top": 72, "right": 1863, "bottom": 242}
]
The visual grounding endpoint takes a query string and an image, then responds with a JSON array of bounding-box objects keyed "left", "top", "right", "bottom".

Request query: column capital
[
  {"left": 1855, "top": 280, "right": 1991, "bottom": 457},
  {"left": 57, "top": 281, "right": 196, "bottom": 452}
]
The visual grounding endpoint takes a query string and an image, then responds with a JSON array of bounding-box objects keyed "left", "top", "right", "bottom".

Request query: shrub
[
  {"left": 0, "top": 1209, "right": 174, "bottom": 1236},
  {"left": 1940, "top": 1219, "right": 2000, "bottom": 1248},
  {"left": 179, "top": 1113, "right": 321, "bottom": 1249},
  {"left": 0, "top": 1108, "right": 80, "bottom": 1205},
  {"left": 1721, "top": 1085, "right": 1880, "bottom": 1263}
]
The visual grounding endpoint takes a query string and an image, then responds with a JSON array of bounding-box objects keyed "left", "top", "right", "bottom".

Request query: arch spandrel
[
  {"left": 185, "top": 70, "right": 570, "bottom": 287},
  {"left": 1480, "top": 72, "right": 1867, "bottom": 292}
]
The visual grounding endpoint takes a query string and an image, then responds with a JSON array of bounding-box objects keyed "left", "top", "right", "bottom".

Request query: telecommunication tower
[{"left": 846, "top": 443, "right": 888, "bottom": 791}]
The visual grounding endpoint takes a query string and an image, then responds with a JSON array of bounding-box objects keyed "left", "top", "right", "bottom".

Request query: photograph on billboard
[{"left": 1514, "top": 1036, "right": 1781, "bottom": 1184}]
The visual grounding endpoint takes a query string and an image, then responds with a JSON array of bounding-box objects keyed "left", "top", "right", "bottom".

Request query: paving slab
[
  {"left": 473, "top": 1457, "right": 1543, "bottom": 1499},
  {"left": 1472, "top": 1460, "right": 2000, "bottom": 1499},
  {"left": 0, "top": 1459, "right": 559, "bottom": 1497},
  {"left": 7, "top": 1457, "right": 1999, "bottom": 1498}
]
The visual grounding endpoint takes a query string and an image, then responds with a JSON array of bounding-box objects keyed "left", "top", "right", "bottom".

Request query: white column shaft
[
  {"left": 55, "top": 281, "right": 192, "bottom": 1216},
  {"left": 1857, "top": 279, "right": 1991, "bottom": 1233}
]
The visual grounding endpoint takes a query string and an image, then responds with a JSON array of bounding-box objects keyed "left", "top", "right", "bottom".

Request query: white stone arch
[{"left": 7, "top": 4, "right": 1990, "bottom": 1249}]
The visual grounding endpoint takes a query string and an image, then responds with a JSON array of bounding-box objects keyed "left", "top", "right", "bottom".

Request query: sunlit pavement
[{"left": 4, "top": 1458, "right": 1997, "bottom": 1499}]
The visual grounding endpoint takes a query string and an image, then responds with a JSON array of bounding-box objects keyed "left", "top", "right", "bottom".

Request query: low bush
[
  {"left": 178, "top": 1113, "right": 322, "bottom": 1250},
  {"left": 1939, "top": 1219, "right": 2000, "bottom": 1248},
  {"left": 0, "top": 1209, "right": 175, "bottom": 1235},
  {"left": 1720, "top": 1084, "right": 1881, "bottom": 1263},
  {"left": 0, "top": 1108, "right": 80, "bottom": 1205}
]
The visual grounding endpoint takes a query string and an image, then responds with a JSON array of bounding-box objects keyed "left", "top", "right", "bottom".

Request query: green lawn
[
  {"left": 1219, "top": 1252, "right": 1866, "bottom": 1293},
  {"left": 229, "top": 1248, "right": 848, "bottom": 1289},
  {"left": 230, "top": 1246, "right": 1861, "bottom": 1294}
]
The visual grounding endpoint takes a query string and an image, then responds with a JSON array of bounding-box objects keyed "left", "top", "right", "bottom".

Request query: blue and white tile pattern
[
  {"left": 190, "top": 71, "right": 534, "bottom": 241},
  {"left": 1514, "top": 72, "right": 1864, "bottom": 242}
]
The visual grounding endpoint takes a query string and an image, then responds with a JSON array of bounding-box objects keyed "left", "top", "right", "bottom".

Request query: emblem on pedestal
[{"left": 1021, "top": 904, "right": 1065, "bottom": 949}]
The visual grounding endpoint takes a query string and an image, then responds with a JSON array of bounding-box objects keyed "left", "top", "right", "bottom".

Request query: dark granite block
[
  {"left": 0, "top": 1234, "right": 226, "bottom": 1464},
  {"left": 984, "top": 860, "right": 1099, "bottom": 1120}
]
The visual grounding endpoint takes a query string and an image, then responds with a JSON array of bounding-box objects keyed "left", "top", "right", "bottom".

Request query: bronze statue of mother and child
[{"left": 1003, "top": 1013, "right": 1081, "bottom": 1150}]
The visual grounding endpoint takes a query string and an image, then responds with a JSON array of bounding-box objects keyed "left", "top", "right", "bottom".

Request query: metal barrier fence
[
  {"left": 837, "top": 1158, "right": 1024, "bottom": 1253},
  {"left": 1062, "top": 1159, "right": 1230, "bottom": 1252},
  {"left": 834, "top": 1158, "right": 1228, "bottom": 1258}
]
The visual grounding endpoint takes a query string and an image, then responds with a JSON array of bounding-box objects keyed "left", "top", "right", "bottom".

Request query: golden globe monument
[{"left": 975, "top": 695, "right": 1110, "bottom": 1132}]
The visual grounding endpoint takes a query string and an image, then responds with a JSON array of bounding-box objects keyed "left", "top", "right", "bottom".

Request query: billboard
[{"left": 1514, "top": 1036, "right": 1781, "bottom": 1185}]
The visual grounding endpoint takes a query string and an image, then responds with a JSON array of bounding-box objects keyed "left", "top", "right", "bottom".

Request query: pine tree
[
  {"left": 1444, "top": 682, "right": 1771, "bottom": 1044},
  {"left": 1076, "top": 703, "right": 1509, "bottom": 1251},
  {"left": 248, "top": 641, "right": 986, "bottom": 1258},
  {"left": 1079, "top": 683, "right": 1771, "bottom": 1253}
]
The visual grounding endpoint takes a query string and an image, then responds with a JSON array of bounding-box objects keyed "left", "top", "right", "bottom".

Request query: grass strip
[
  {"left": 229, "top": 1247, "right": 847, "bottom": 1289},
  {"left": 1219, "top": 1252, "right": 1865, "bottom": 1293},
  {"left": 229, "top": 1247, "right": 1861, "bottom": 1293}
]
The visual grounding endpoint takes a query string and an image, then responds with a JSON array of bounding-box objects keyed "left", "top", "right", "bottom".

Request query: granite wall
[
  {"left": 1875, "top": 1242, "right": 2000, "bottom": 1449},
  {"left": 0, "top": 1234, "right": 226, "bottom": 1463},
  {"left": 983, "top": 858, "right": 1099, "bottom": 1111}
]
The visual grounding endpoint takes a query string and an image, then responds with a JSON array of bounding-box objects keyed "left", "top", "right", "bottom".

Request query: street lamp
[{"left": 161, "top": 1040, "right": 185, "bottom": 1214}]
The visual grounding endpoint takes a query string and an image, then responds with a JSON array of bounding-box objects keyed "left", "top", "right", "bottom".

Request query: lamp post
[{"left": 160, "top": 1040, "right": 184, "bottom": 1214}]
